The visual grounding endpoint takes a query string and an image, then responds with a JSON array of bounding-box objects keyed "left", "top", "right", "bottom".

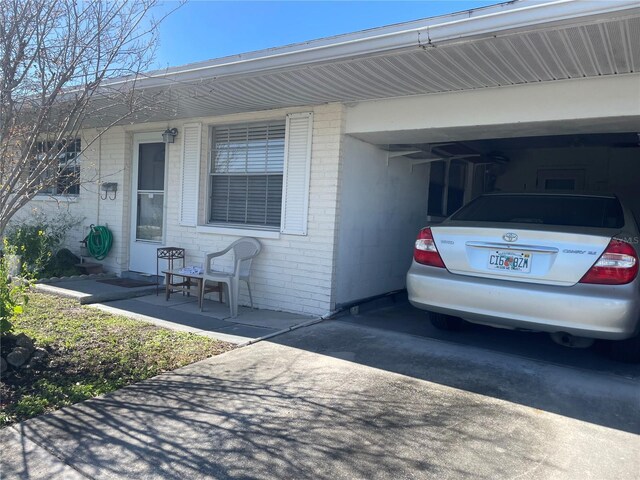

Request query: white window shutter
[
  {"left": 179, "top": 123, "right": 202, "bottom": 226},
  {"left": 281, "top": 112, "right": 313, "bottom": 235}
]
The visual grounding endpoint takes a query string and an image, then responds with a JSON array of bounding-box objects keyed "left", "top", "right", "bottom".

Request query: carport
[
  {"left": 335, "top": 48, "right": 640, "bottom": 309},
  {"left": 335, "top": 71, "right": 639, "bottom": 363}
]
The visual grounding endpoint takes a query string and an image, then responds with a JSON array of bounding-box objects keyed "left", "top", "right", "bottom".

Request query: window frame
[
  {"left": 31, "top": 138, "right": 82, "bottom": 197},
  {"left": 206, "top": 120, "right": 286, "bottom": 231}
]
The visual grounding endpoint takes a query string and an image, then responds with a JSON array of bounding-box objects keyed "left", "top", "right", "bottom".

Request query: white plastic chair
[{"left": 200, "top": 237, "right": 262, "bottom": 318}]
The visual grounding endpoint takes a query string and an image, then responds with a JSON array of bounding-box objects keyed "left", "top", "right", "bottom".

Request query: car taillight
[
  {"left": 414, "top": 227, "right": 445, "bottom": 268},
  {"left": 579, "top": 239, "right": 639, "bottom": 285}
]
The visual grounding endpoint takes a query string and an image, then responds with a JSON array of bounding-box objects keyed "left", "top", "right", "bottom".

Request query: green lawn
[{"left": 0, "top": 293, "right": 234, "bottom": 426}]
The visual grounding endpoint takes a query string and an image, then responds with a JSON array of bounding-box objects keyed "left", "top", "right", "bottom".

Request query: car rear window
[{"left": 451, "top": 195, "right": 624, "bottom": 228}]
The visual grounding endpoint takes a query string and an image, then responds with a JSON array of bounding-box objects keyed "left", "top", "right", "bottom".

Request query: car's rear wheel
[
  {"left": 607, "top": 334, "right": 640, "bottom": 363},
  {"left": 430, "top": 312, "right": 465, "bottom": 331}
]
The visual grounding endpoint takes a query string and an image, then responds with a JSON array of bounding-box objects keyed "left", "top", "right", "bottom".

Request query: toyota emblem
[{"left": 503, "top": 232, "right": 518, "bottom": 242}]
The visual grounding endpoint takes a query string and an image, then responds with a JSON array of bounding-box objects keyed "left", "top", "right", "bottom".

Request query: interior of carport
[
  {"left": 334, "top": 127, "right": 640, "bottom": 309},
  {"left": 387, "top": 131, "right": 640, "bottom": 221},
  {"left": 334, "top": 127, "right": 639, "bottom": 368}
]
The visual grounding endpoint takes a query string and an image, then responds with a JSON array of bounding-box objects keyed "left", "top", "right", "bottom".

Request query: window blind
[{"left": 209, "top": 122, "right": 285, "bottom": 227}]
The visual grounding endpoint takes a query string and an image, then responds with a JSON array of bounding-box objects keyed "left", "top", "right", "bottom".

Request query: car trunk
[{"left": 431, "top": 224, "right": 616, "bottom": 286}]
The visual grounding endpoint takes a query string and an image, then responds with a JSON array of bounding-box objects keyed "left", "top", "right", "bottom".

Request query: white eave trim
[{"left": 106, "top": 0, "right": 640, "bottom": 89}]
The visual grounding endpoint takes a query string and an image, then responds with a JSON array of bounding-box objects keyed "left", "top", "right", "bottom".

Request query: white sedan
[{"left": 407, "top": 193, "right": 640, "bottom": 362}]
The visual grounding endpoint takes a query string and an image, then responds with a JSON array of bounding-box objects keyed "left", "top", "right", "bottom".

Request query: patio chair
[{"left": 200, "top": 237, "right": 262, "bottom": 318}]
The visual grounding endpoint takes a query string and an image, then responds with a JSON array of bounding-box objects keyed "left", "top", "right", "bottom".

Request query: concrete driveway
[
  {"left": 340, "top": 297, "right": 640, "bottom": 379},
  {"left": 2, "top": 320, "right": 639, "bottom": 479}
]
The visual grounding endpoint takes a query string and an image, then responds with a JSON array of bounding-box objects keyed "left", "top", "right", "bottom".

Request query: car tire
[
  {"left": 607, "top": 334, "right": 640, "bottom": 363},
  {"left": 430, "top": 313, "right": 465, "bottom": 331}
]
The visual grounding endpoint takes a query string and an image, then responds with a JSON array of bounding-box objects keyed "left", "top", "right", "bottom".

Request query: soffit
[{"left": 89, "top": 13, "right": 640, "bottom": 126}]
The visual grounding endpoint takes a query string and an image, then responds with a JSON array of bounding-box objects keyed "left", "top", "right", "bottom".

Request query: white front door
[{"left": 129, "top": 133, "right": 167, "bottom": 274}]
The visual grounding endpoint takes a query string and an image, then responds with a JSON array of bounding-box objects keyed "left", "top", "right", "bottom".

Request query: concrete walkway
[
  {"left": 94, "top": 293, "right": 317, "bottom": 345},
  {"left": 35, "top": 277, "right": 316, "bottom": 345},
  {"left": 35, "top": 277, "right": 156, "bottom": 304},
  {"left": 2, "top": 321, "right": 638, "bottom": 479}
]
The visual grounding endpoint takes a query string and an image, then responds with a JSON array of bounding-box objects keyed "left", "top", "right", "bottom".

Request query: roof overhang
[{"left": 87, "top": 0, "right": 640, "bottom": 126}]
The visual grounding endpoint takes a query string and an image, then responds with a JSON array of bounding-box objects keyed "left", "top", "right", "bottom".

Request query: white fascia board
[
  {"left": 345, "top": 74, "right": 640, "bottom": 139},
  {"left": 106, "top": 0, "right": 639, "bottom": 89}
]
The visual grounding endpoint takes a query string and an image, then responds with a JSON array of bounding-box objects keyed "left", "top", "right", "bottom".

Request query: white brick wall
[
  {"left": 14, "top": 104, "right": 346, "bottom": 316},
  {"left": 161, "top": 104, "right": 345, "bottom": 316},
  {"left": 334, "top": 136, "right": 430, "bottom": 306}
]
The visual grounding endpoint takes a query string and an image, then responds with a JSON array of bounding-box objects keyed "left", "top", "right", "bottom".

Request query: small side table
[
  {"left": 157, "top": 247, "right": 185, "bottom": 295},
  {"left": 163, "top": 269, "right": 223, "bottom": 309}
]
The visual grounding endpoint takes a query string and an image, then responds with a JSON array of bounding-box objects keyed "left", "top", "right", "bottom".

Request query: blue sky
[{"left": 153, "top": 1, "right": 500, "bottom": 69}]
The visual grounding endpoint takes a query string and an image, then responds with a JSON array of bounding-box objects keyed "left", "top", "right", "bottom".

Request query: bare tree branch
[{"left": 0, "top": 0, "right": 172, "bottom": 235}]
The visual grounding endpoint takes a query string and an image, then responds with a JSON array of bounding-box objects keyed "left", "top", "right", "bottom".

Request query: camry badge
[{"left": 503, "top": 232, "right": 518, "bottom": 242}]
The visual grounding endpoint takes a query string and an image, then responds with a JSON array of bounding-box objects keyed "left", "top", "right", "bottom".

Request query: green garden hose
[{"left": 86, "top": 225, "right": 113, "bottom": 261}]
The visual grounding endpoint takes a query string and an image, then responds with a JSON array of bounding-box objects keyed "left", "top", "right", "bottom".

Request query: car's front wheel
[
  {"left": 430, "top": 312, "right": 465, "bottom": 331},
  {"left": 607, "top": 334, "right": 640, "bottom": 363}
]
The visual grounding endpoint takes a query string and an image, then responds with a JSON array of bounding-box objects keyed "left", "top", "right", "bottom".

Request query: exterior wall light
[{"left": 162, "top": 128, "right": 178, "bottom": 144}]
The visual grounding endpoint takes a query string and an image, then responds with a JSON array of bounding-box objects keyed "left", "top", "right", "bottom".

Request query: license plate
[{"left": 487, "top": 250, "right": 531, "bottom": 273}]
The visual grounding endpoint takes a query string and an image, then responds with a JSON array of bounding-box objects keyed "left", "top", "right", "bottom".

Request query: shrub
[{"left": 4, "top": 212, "right": 81, "bottom": 278}]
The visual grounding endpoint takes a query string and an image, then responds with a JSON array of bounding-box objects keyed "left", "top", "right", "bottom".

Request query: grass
[{"left": 0, "top": 292, "right": 235, "bottom": 427}]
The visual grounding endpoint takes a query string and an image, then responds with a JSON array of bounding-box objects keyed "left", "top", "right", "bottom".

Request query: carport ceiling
[
  {"left": 382, "top": 132, "right": 640, "bottom": 163},
  {"left": 461, "top": 132, "right": 640, "bottom": 152},
  {"left": 89, "top": 4, "right": 640, "bottom": 126}
]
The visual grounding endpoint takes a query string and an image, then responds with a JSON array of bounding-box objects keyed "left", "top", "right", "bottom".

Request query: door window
[{"left": 135, "top": 143, "right": 165, "bottom": 242}]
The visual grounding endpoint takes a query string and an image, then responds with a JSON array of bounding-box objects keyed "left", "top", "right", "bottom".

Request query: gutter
[{"left": 107, "top": 0, "right": 639, "bottom": 89}]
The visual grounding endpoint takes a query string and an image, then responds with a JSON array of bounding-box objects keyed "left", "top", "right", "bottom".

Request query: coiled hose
[{"left": 86, "top": 225, "right": 113, "bottom": 261}]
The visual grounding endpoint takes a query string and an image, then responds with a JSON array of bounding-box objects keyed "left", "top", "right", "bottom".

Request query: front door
[{"left": 129, "top": 134, "right": 166, "bottom": 274}]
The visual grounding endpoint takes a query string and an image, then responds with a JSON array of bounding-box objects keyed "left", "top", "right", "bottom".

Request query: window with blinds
[{"left": 209, "top": 122, "right": 285, "bottom": 228}]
